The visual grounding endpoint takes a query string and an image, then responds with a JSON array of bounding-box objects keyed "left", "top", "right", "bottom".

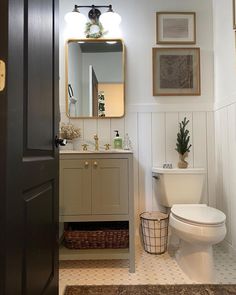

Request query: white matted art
[{"left": 156, "top": 12, "right": 196, "bottom": 44}]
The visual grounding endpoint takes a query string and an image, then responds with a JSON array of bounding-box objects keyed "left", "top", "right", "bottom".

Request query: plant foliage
[
  {"left": 175, "top": 117, "right": 192, "bottom": 155},
  {"left": 85, "top": 21, "right": 106, "bottom": 39}
]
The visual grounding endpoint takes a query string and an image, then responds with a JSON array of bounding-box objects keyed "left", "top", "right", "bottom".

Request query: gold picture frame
[
  {"left": 152, "top": 47, "right": 201, "bottom": 96},
  {"left": 156, "top": 12, "right": 196, "bottom": 44},
  {"left": 233, "top": 0, "right": 236, "bottom": 29}
]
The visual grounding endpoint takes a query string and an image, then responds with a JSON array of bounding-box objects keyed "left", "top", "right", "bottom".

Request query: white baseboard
[{"left": 220, "top": 240, "right": 236, "bottom": 256}]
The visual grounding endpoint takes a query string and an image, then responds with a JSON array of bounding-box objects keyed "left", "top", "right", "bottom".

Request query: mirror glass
[{"left": 66, "top": 39, "right": 125, "bottom": 118}]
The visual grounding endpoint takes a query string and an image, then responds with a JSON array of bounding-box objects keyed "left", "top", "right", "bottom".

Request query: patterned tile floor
[{"left": 59, "top": 243, "right": 236, "bottom": 295}]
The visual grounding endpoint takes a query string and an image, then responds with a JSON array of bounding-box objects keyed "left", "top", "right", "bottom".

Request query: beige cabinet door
[
  {"left": 92, "top": 159, "right": 129, "bottom": 214},
  {"left": 60, "top": 159, "right": 91, "bottom": 215}
]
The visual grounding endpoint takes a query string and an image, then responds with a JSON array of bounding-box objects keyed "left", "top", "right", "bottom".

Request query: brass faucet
[
  {"left": 104, "top": 143, "right": 111, "bottom": 150},
  {"left": 82, "top": 144, "right": 88, "bottom": 151},
  {"left": 94, "top": 134, "right": 99, "bottom": 151}
]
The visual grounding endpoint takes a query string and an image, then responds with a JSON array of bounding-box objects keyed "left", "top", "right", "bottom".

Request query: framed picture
[
  {"left": 153, "top": 47, "right": 201, "bottom": 96},
  {"left": 156, "top": 12, "right": 196, "bottom": 44},
  {"left": 233, "top": 0, "right": 236, "bottom": 29}
]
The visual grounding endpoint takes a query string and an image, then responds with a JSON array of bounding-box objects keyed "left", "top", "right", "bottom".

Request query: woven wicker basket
[{"left": 63, "top": 228, "right": 129, "bottom": 249}]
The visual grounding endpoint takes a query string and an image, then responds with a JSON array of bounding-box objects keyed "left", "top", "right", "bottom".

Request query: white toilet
[{"left": 152, "top": 167, "right": 226, "bottom": 283}]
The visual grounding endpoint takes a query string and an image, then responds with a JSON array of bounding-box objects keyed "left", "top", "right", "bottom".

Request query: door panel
[
  {"left": 24, "top": 183, "right": 54, "bottom": 295},
  {"left": 27, "top": 0, "right": 53, "bottom": 151},
  {"left": 92, "top": 159, "right": 129, "bottom": 214},
  {"left": 60, "top": 160, "right": 92, "bottom": 216}
]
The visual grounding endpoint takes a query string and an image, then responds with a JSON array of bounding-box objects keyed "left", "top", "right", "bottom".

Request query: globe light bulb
[
  {"left": 64, "top": 11, "right": 87, "bottom": 26},
  {"left": 100, "top": 11, "right": 122, "bottom": 29}
]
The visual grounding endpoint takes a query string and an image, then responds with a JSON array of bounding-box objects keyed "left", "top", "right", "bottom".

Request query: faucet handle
[
  {"left": 82, "top": 144, "right": 89, "bottom": 151},
  {"left": 104, "top": 143, "right": 111, "bottom": 150}
]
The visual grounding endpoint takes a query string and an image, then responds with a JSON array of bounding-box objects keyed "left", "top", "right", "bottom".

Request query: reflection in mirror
[{"left": 66, "top": 39, "right": 125, "bottom": 118}]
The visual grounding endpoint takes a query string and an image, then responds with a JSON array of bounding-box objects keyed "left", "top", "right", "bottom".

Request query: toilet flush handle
[{"left": 152, "top": 174, "right": 160, "bottom": 180}]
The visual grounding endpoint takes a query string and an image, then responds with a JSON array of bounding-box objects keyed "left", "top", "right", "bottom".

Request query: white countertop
[{"left": 60, "top": 149, "right": 133, "bottom": 154}]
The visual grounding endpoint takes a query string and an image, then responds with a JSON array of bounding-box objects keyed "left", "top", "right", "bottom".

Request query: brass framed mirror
[{"left": 65, "top": 39, "right": 125, "bottom": 118}]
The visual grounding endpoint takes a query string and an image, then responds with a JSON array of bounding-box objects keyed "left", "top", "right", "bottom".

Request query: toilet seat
[{"left": 171, "top": 204, "right": 226, "bottom": 226}]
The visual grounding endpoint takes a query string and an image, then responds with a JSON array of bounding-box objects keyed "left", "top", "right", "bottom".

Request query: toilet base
[{"left": 176, "top": 240, "right": 215, "bottom": 283}]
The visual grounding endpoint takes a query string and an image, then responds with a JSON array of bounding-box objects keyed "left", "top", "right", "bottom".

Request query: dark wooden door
[{"left": 0, "top": 0, "right": 59, "bottom": 294}]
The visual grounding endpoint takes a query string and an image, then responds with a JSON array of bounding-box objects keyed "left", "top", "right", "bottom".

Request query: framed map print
[{"left": 152, "top": 47, "right": 201, "bottom": 96}]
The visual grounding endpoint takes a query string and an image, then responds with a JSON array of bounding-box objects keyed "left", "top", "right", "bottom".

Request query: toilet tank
[{"left": 152, "top": 168, "right": 206, "bottom": 207}]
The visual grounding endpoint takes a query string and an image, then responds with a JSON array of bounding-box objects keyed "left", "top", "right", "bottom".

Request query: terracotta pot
[{"left": 178, "top": 152, "right": 188, "bottom": 169}]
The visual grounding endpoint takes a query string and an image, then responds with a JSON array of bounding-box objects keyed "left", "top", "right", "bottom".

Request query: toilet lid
[{"left": 171, "top": 205, "right": 226, "bottom": 225}]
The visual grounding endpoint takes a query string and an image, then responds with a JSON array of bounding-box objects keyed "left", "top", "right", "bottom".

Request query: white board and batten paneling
[
  {"left": 215, "top": 103, "right": 236, "bottom": 252},
  {"left": 67, "top": 110, "right": 215, "bottom": 220},
  {"left": 139, "top": 111, "right": 213, "bottom": 212}
]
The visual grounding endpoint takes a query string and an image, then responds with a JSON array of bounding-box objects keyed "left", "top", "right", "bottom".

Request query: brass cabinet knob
[
  {"left": 93, "top": 161, "right": 98, "bottom": 167},
  {"left": 84, "top": 161, "right": 89, "bottom": 167}
]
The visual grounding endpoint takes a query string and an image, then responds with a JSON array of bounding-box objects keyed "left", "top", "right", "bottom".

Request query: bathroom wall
[
  {"left": 59, "top": 1, "right": 215, "bottom": 216},
  {"left": 213, "top": 0, "right": 236, "bottom": 254}
]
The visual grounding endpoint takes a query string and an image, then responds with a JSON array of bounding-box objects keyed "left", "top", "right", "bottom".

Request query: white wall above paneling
[
  {"left": 60, "top": 0, "right": 214, "bottom": 109},
  {"left": 213, "top": 0, "right": 236, "bottom": 109}
]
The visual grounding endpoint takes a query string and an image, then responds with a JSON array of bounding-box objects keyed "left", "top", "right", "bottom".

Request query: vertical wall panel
[
  {"left": 165, "top": 113, "right": 179, "bottom": 167},
  {"left": 228, "top": 105, "right": 236, "bottom": 248},
  {"left": 151, "top": 113, "right": 166, "bottom": 211},
  {"left": 125, "top": 113, "right": 139, "bottom": 224},
  {"left": 97, "top": 119, "right": 111, "bottom": 147},
  {"left": 221, "top": 108, "right": 231, "bottom": 243},
  {"left": 192, "top": 112, "right": 207, "bottom": 168},
  {"left": 215, "top": 110, "right": 223, "bottom": 213},
  {"left": 178, "top": 112, "right": 193, "bottom": 167},
  {"left": 125, "top": 113, "right": 138, "bottom": 155},
  {"left": 152, "top": 113, "right": 166, "bottom": 167},
  {"left": 192, "top": 112, "right": 208, "bottom": 203},
  {"left": 138, "top": 113, "right": 152, "bottom": 212},
  {"left": 83, "top": 119, "right": 97, "bottom": 145},
  {"left": 70, "top": 119, "right": 84, "bottom": 139},
  {"left": 219, "top": 108, "right": 231, "bottom": 243},
  {"left": 206, "top": 112, "right": 216, "bottom": 207}
]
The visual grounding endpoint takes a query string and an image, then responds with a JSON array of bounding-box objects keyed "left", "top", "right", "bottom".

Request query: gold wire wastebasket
[{"left": 140, "top": 211, "right": 169, "bottom": 254}]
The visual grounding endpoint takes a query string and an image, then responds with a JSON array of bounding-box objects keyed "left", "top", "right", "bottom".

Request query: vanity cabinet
[
  {"left": 60, "top": 158, "right": 128, "bottom": 216},
  {"left": 59, "top": 151, "right": 135, "bottom": 272}
]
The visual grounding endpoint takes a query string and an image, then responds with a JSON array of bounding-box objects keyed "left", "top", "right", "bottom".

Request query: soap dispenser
[{"left": 113, "top": 130, "right": 123, "bottom": 149}]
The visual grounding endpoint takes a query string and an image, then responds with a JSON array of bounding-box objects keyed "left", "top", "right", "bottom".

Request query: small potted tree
[{"left": 175, "top": 117, "right": 192, "bottom": 168}]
